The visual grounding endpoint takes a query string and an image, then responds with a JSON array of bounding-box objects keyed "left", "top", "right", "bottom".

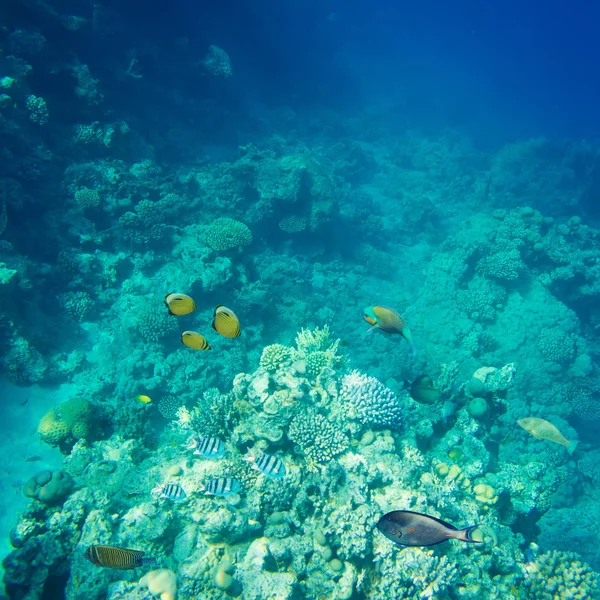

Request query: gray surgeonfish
[{"left": 376, "top": 510, "right": 480, "bottom": 547}]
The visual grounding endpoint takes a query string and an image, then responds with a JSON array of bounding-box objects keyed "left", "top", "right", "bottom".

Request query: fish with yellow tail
[
  {"left": 363, "top": 306, "right": 417, "bottom": 358},
  {"left": 517, "top": 417, "right": 578, "bottom": 454},
  {"left": 376, "top": 510, "right": 480, "bottom": 547}
]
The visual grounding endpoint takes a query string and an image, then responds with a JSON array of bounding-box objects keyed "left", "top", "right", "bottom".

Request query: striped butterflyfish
[
  {"left": 212, "top": 305, "right": 241, "bottom": 338},
  {"left": 164, "top": 293, "right": 196, "bottom": 316},
  {"left": 193, "top": 436, "right": 225, "bottom": 459},
  {"left": 245, "top": 449, "right": 286, "bottom": 479},
  {"left": 181, "top": 331, "right": 211, "bottom": 350},
  {"left": 83, "top": 545, "right": 156, "bottom": 570},
  {"left": 201, "top": 477, "right": 241, "bottom": 496},
  {"left": 153, "top": 482, "right": 187, "bottom": 501}
]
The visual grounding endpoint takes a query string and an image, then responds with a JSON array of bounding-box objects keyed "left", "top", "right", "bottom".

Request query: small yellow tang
[
  {"left": 181, "top": 331, "right": 211, "bottom": 350},
  {"left": 164, "top": 293, "right": 196, "bottom": 316},
  {"left": 135, "top": 394, "right": 152, "bottom": 405},
  {"left": 212, "top": 305, "right": 241, "bottom": 338},
  {"left": 517, "top": 417, "right": 578, "bottom": 454}
]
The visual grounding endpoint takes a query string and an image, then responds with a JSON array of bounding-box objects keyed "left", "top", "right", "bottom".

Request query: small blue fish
[
  {"left": 152, "top": 482, "right": 186, "bottom": 501},
  {"left": 245, "top": 449, "right": 286, "bottom": 479},
  {"left": 189, "top": 436, "right": 225, "bottom": 459},
  {"left": 201, "top": 477, "right": 241, "bottom": 496}
]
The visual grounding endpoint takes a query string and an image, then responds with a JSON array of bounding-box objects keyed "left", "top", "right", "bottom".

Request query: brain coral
[
  {"left": 38, "top": 397, "right": 91, "bottom": 453},
  {"left": 205, "top": 217, "right": 252, "bottom": 251}
]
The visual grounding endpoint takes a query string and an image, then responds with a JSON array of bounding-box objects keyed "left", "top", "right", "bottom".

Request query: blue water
[{"left": 1, "top": 1, "right": 600, "bottom": 598}]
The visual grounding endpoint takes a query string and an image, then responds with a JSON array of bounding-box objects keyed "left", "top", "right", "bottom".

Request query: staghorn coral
[
  {"left": 339, "top": 370, "right": 404, "bottom": 431},
  {"left": 204, "top": 217, "right": 252, "bottom": 251}
]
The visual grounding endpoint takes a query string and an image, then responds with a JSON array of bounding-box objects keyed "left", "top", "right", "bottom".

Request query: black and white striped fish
[
  {"left": 153, "top": 482, "right": 187, "bottom": 501},
  {"left": 84, "top": 545, "right": 156, "bottom": 570},
  {"left": 245, "top": 449, "right": 286, "bottom": 479},
  {"left": 201, "top": 477, "right": 241, "bottom": 496},
  {"left": 190, "top": 436, "right": 225, "bottom": 459}
]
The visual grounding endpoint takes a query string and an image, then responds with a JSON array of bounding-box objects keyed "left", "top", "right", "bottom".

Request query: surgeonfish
[
  {"left": 181, "top": 331, "right": 211, "bottom": 350},
  {"left": 408, "top": 375, "right": 440, "bottom": 404},
  {"left": 244, "top": 449, "right": 286, "bottom": 479},
  {"left": 517, "top": 418, "right": 578, "bottom": 454},
  {"left": 201, "top": 477, "right": 241, "bottom": 496},
  {"left": 212, "top": 305, "right": 241, "bottom": 338},
  {"left": 363, "top": 306, "right": 417, "bottom": 357},
  {"left": 84, "top": 545, "right": 157, "bottom": 570},
  {"left": 190, "top": 436, "right": 225, "bottom": 459},
  {"left": 152, "top": 482, "right": 187, "bottom": 501},
  {"left": 376, "top": 510, "right": 480, "bottom": 547},
  {"left": 164, "top": 293, "right": 196, "bottom": 316},
  {"left": 135, "top": 394, "right": 152, "bottom": 405}
]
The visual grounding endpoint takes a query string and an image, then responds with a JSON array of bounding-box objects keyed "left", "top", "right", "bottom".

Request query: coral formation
[{"left": 37, "top": 397, "right": 91, "bottom": 453}]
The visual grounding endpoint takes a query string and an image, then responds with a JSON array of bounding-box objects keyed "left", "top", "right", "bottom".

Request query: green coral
[
  {"left": 259, "top": 344, "right": 292, "bottom": 373},
  {"left": 288, "top": 410, "right": 348, "bottom": 467},
  {"left": 204, "top": 217, "right": 252, "bottom": 251}
]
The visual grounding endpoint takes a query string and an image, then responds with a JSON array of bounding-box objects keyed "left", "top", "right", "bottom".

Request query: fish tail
[
  {"left": 567, "top": 440, "right": 579, "bottom": 455},
  {"left": 456, "top": 525, "right": 480, "bottom": 543},
  {"left": 141, "top": 557, "right": 157, "bottom": 567},
  {"left": 402, "top": 326, "right": 417, "bottom": 358}
]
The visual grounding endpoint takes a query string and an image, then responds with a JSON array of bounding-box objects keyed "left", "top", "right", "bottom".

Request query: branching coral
[{"left": 288, "top": 410, "right": 348, "bottom": 468}]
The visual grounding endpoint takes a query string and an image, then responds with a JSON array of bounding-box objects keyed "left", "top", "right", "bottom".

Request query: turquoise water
[{"left": 1, "top": 1, "right": 600, "bottom": 598}]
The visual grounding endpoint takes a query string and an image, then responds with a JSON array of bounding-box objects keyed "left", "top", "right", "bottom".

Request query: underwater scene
[{"left": 1, "top": 0, "right": 600, "bottom": 598}]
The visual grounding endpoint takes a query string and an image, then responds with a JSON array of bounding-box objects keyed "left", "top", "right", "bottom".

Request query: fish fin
[
  {"left": 365, "top": 325, "right": 378, "bottom": 334},
  {"left": 567, "top": 440, "right": 579, "bottom": 455},
  {"left": 455, "top": 525, "right": 481, "bottom": 543}
]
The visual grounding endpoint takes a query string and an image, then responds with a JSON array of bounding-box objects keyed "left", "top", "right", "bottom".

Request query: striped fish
[
  {"left": 245, "top": 450, "right": 286, "bottom": 479},
  {"left": 201, "top": 477, "right": 241, "bottom": 496},
  {"left": 212, "top": 305, "right": 241, "bottom": 338},
  {"left": 83, "top": 545, "right": 156, "bottom": 570},
  {"left": 193, "top": 436, "right": 225, "bottom": 459},
  {"left": 153, "top": 482, "right": 186, "bottom": 501}
]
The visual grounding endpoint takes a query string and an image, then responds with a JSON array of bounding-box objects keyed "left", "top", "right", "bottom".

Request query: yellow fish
[
  {"left": 212, "top": 305, "right": 240, "bottom": 338},
  {"left": 517, "top": 418, "right": 578, "bottom": 454},
  {"left": 164, "top": 293, "right": 196, "bottom": 316},
  {"left": 181, "top": 331, "right": 211, "bottom": 350},
  {"left": 134, "top": 394, "right": 152, "bottom": 405}
]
